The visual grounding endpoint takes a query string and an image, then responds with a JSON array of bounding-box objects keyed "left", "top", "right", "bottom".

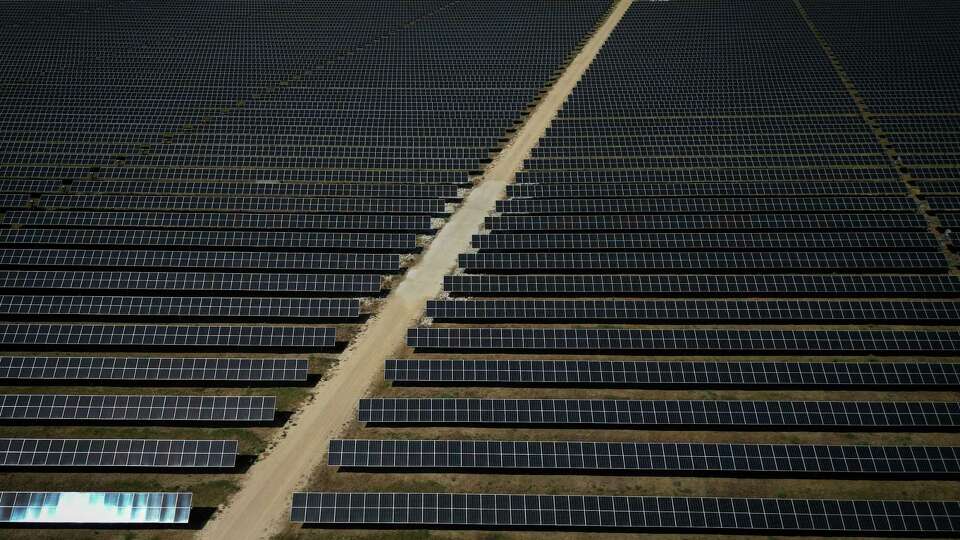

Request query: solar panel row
[
  {"left": 383, "top": 359, "right": 960, "bottom": 389},
  {"left": 0, "top": 180, "right": 63, "bottom": 193},
  {"left": 0, "top": 491, "right": 192, "bottom": 524},
  {"left": 406, "top": 328, "right": 960, "bottom": 354},
  {"left": 426, "top": 299, "right": 960, "bottom": 323},
  {"left": 0, "top": 249, "right": 401, "bottom": 272},
  {"left": 291, "top": 492, "right": 960, "bottom": 534},
  {"left": 70, "top": 180, "right": 459, "bottom": 199},
  {"left": 506, "top": 181, "right": 909, "bottom": 198},
  {"left": 495, "top": 197, "right": 917, "bottom": 215},
  {"left": 0, "top": 229, "right": 419, "bottom": 251},
  {"left": 443, "top": 274, "right": 960, "bottom": 297},
  {"left": 359, "top": 398, "right": 960, "bottom": 430},
  {"left": 0, "top": 295, "right": 361, "bottom": 320},
  {"left": 0, "top": 195, "right": 30, "bottom": 210},
  {"left": 471, "top": 232, "right": 940, "bottom": 251},
  {"left": 2, "top": 211, "right": 435, "bottom": 232},
  {"left": 0, "top": 271, "right": 382, "bottom": 294},
  {"left": 485, "top": 214, "right": 929, "bottom": 232},
  {"left": 37, "top": 195, "right": 449, "bottom": 215},
  {"left": 515, "top": 168, "right": 900, "bottom": 184},
  {"left": 0, "top": 357, "right": 307, "bottom": 382},
  {"left": 0, "top": 394, "right": 276, "bottom": 422},
  {"left": 329, "top": 438, "right": 960, "bottom": 476},
  {"left": 0, "top": 438, "right": 237, "bottom": 468},
  {"left": 0, "top": 324, "right": 335, "bottom": 350},
  {"left": 457, "top": 252, "right": 947, "bottom": 272}
]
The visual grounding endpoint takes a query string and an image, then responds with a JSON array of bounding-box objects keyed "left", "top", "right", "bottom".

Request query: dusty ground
[{"left": 198, "top": 2, "right": 634, "bottom": 538}]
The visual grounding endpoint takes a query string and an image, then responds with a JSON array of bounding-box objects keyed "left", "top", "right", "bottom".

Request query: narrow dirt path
[{"left": 197, "top": 2, "right": 632, "bottom": 538}]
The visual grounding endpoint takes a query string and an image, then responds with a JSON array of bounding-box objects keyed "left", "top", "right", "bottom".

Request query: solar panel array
[
  {"left": 329, "top": 439, "right": 960, "bottom": 477},
  {"left": 456, "top": 252, "right": 946, "bottom": 272},
  {"left": 2, "top": 211, "right": 433, "bottom": 232},
  {"left": 471, "top": 231, "right": 940, "bottom": 252},
  {"left": 319, "top": 0, "right": 960, "bottom": 535},
  {"left": 0, "top": 492, "right": 192, "bottom": 524},
  {"left": 291, "top": 492, "right": 960, "bottom": 534},
  {"left": 402, "top": 0, "right": 960, "bottom": 359},
  {"left": 0, "top": 295, "right": 360, "bottom": 321},
  {"left": 0, "top": 439, "right": 238, "bottom": 468},
  {"left": 0, "top": 271, "right": 382, "bottom": 295},
  {"left": 7, "top": 0, "right": 960, "bottom": 533},
  {"left": 444, "top": 274, "right": 960, "bottom": 297},
  {"left": 0, "top": 0, "right": 616, "bottom": 527},
  {"left": 0, "top": 324, "right": 333, "bottom": 351},
  {"left": 803, "top": 2, "right": 960, "bottom": 266},
  {"left": 0, "top": 357, "right": 307, "bottom": 382},
  {"left": 799, "top": 0, "right": 960, "bottom": 232},
  {"left": 0, "top": 229, "right": 418, "bottom": 251},
  {"left": 426, "top": 299, "right": 960, "bottom": 323},
  {"left": 384, "top": 359, "right": 960, "bottom": 389},
  {"left": 0, "top": 249, "right": 401, "bottom": 272},
  {"left": 358, "top": 398, "right": 960, "bottom": 430},
  {"left": 406, "top": 328, "right": 960, "bottom": 354},
  {"left": 0, "top": 394, "right": 276, "bottom": 423}
]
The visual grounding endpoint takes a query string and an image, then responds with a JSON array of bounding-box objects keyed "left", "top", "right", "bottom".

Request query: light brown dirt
[{"left": 196, "top": 2, "right": 635, "bottom": 538}]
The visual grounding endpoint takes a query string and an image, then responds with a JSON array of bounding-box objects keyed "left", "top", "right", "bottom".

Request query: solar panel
[
  {"left": 516, "top": 167, "right": 900, "bottom": 184},
  {"left": 0, "top": 394, "right": 275, "bottom": 423},
  {"left": 0, "top": 180, "right": 63, "bottom": 194},
  {"left": 506, "top": 181, "right": 909, "bottom": 198},
  {"left": 0, "top": 195, "right": 30, "bottom": 210},
  {"left": 917, "top": 181, "right": 960, "bottom": 195},
  {"left": 425, "top": 299, "right": 960, "bottom": 323},
  {"left": 524, "top": 156, "right": 891, "bottom": 170},
  {"left": 0, "top": 491, "right": 192, "bottom": 524},
  {"left": 471, "top": 232, "right": 939, "bottom": 252},
  {"left": 290, "top": 491, "right": 960, "bottom": 534},
  {"left": 1, "top": 211, "right": 434, "bottom": 232},
  {"left": 541, "top": 116, "right": 874, "bottom": 136},
  {"left": 457, "top": 252, "right": 946, "bottom": 273},
  {"left": 38, "top": 195, "right": 448, "bottom": 215},
  {"left": 0, "top": 271, "right": 382, "bottom": 294},
  {"left": 329, "top": 438, "right": 960, "bottom": 477},
  {"left": 495, "top": 197, "right": 916, "bottom": 215},
  {"left": 358, "top": 398, "right": 960, "bottom": 429},
  {"left": 384, "top": 359, "right": 960, "bottom": 389},
  {"left": 0, "top": 229, "right": 418, "bottom": 251},
  {"left": 0, "top": 357, "right": 308, "bottom": 382},
  {"left": 938, "top": 214, "right": 960, "bottom": 229},
  {"left": 0, "top": 296, "right": 361, "bottom": 321},
  {"left": 0, "top": 249, "right": 401, "bottom": 272},
  {"left": 406, "top": 327, "right": 960, "bottom": 354},
  {"left": 71, "top": 180, "right": 458, "bottom": 199},
  {"left": 926, "top": 197, "right": 960, "bottom": 213},
  {"left": 0, "top": 439, "right": 237, "bottom": 468},
  {"left": 485, "top": 214, "right": 929, "bottom": 232},
  {"left": 443, "top": 274, "right": 960, "bottom": 297},
  {"left": 0, "top": 324, "right": 335, "bottom": 351},
  {"left": 93, "top": 168, "right": 468, "bottom": 186}
]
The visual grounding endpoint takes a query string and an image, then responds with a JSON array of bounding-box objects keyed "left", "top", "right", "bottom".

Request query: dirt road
[{"left": 196, "top": 2, "right": 632, "bottom": 538}]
